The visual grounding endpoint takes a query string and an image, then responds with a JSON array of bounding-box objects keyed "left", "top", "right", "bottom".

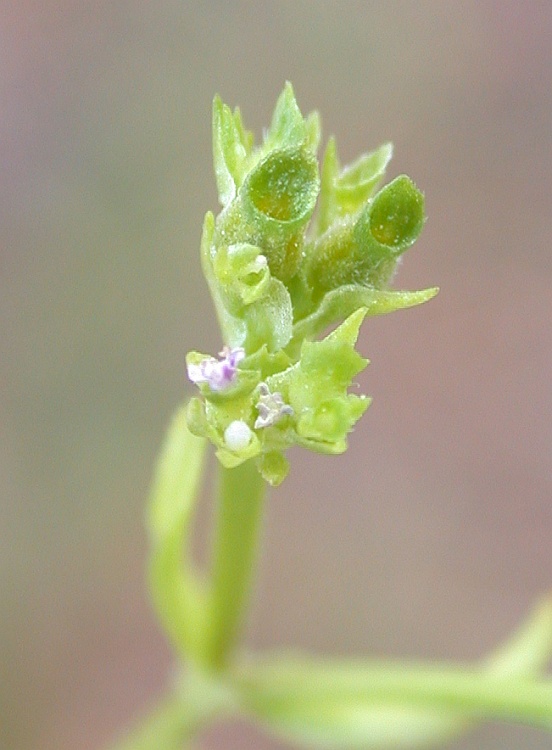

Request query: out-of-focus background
[{"left": 2, "top": 2, "right": 551, "bottom": 748}]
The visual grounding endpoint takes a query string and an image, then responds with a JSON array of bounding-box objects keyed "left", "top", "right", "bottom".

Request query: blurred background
[{"left": 2, "top": 2, "right": 551, "bottom": 748}]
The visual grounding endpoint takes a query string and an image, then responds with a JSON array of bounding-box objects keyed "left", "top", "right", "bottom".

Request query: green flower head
[{"left": 186, "top": 83, "right": 437, "bottom": 485}]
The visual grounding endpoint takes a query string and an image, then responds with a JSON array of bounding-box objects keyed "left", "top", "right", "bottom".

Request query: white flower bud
[{"left": 224, "top": 420, "right": 253, "bottom": 452}]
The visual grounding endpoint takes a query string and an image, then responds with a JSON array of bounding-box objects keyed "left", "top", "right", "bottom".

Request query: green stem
[
  {"left": 107, "top": 694, "right": 210, "bottom": 750},
  {"left": 205, "top": 459, "right": 266, "bottom": 670}
]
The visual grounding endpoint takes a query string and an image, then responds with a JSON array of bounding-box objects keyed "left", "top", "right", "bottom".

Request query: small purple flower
[
  {"left": 187, "top": 346, "right": 245, "bottom": 391},
  {"left": 254, "top": 382, "right": 294, "bottom": 429}
]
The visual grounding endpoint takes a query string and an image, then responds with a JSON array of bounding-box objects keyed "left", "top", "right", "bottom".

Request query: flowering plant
[{"left": 111, "top": 84, "right": 552, "bottom": 750}]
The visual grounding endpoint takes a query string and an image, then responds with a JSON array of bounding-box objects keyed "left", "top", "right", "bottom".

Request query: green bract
[{"left": 187, "top": 82, "right": 437, "bottom": 485}]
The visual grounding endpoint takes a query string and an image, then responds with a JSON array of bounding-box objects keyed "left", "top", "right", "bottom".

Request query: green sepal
[
  {"left": 199, "top": 211, "right": 247, "bottom": 349},
  {"left": 295, "top": 395, "right": 370, "bottom": 453},
  {"left": 264, "top": 81, "right": 310, "bottom": 153},
  {"left": 256, "top": 451, "right": 290, "bottom": 487},
  {"left": 305, "top": 111, "right": 321, "bottom": 153},
  {"left": 268, "top": 309, "right": 369, "bottom": 454},
  {"left": 241, "top": 276, "right": 294, "bottom": 353},
  {"left": 335, "top": 142, "right": 393, "bottom": 215},
  {"left": 212, "top": 243, "right": 271, "bottom": 311},
  {"left": 187, "top": 396, "right": 262, "bottom": 470},
  {"left": 317, "top": 138, "right": 393, "bottom": 235},
  {"left": 242, "top": 345, "right": 293, "bottom": 379},
  {"left": 212, "top": 96, "right": 254, "bottom": 206},
  {"left": 186, "top": 396, "right": 211, "bottom": 439},
  {"left": 215, "top": 434, "right": 261, "bottom": 469},
  {"left": 290, "top": 285, "right": 439, "bottom": 354}
]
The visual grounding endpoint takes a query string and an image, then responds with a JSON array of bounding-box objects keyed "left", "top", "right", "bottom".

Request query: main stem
[{"left": 204, "top": 459, "right": 266, "bottom": 670}]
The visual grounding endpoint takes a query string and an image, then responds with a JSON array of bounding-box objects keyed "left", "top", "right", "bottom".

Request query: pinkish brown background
[{"left": 2, "top": 2, "right": 551, "bottom": 749}]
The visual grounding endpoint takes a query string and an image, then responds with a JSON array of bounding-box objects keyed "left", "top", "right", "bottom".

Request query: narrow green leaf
[
  {"left": 485, "top": 596, "right": 552, "bottom": 677},
  {"left": 233, "top": 596, "right": 552, "bottom": 748},
  {"left": 147, "top": 403, "right": 209, "bottom": 664}
]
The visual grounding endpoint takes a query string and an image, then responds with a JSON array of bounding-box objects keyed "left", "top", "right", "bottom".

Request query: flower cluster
[{"left": 186, "top": 83, "right": 436, "bottom": 485}]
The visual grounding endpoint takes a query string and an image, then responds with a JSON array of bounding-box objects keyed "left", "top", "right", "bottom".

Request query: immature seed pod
[
  {"left": 239, "top": 146, "right": 320, "bottom": 281},
  {"left": 354, "top": 174, "right": 425, "bottom": 255},
  {"left": 305, "top": 175, "right": 425, "bottom": 300}
]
